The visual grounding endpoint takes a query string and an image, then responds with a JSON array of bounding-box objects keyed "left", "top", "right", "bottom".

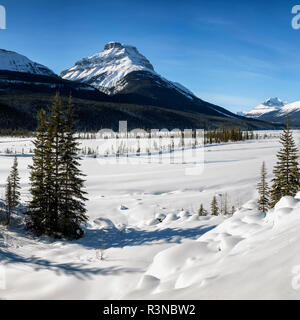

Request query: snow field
[{"left": 1, "top": 132, "right": 300, "bottom": 299}]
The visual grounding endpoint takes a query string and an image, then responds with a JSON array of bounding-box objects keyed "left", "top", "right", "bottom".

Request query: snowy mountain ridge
[
  {"left": 61, "top": 41, "right": 195, "bottom": 98},
  {"left": 240, "top": 97, "right": 300, "bottom": 124},
  {"left": 241, "top": 97, "right": 287, "bottom": 118},
  {"left": 0, "top": 49, "right": 55, "bottom": 76}
]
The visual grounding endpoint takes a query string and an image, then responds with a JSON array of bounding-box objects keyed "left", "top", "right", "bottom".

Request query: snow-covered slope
[
  {"left": 61, "top": 42, "right": 155, "bottom": 93},
  {"left": 61, "top": 41, "right": 195, "bottom": 98},
  {"left": 278, "top": 100, "right": 300, "bottom": 116},
  {"left": 128, "top": 195, "right": 300, "bottom": 299},
  {"left": 0, "top": 49, "right": 55, "bottom": 76},
  {"left": 241, "top": 97, "right": 300, "bottom": 125},
  {"left": 241, "top": 98, "right": 286, "bottom": 118}
]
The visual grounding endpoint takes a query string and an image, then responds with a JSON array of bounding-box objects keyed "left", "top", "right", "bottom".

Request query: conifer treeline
[
  {"left": 25, "top": 93, "right": 88, "bottom": 239},
  {"left": 0, "top": 128, "right": 32, "bottom": 137},
  {"left": 204, "top": 127, "right": 257, "bottom": 144}
]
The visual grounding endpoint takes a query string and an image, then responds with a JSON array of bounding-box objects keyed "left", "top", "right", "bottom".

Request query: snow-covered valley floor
[{"left": 1, "top": 134, "right": 300, "bottom": 299}]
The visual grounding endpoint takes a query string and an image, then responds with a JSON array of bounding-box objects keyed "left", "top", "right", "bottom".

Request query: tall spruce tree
[
  {"left": 27, "top": 93, "right": 88, "bottom": 239},
  {"left": 5, "top": 157, "right": 21, "bottom": 225},
  {"left": 257, "top": 161, "right": 270, "bottom": 213},
  {"left": 5, "top": 175, "right": 13, "bottom": 225},
  {"left": 59, "top": 96, "right": 88, "bottom": 239},
  {"left": 270, "top": 115, "right": 300, "bottom": 206},
  {"left": 47, "top": 93, "right": 65, "bottom": 236},
  {"left": 26, "top": 109, "right": 48, "bottom": 235},
  {"left": 10, "top": 157, "right": 20, "bottom": 208},
  {"left": 198, "top": 203, "right": 207, "bottom": 216},
  {"left": 210, "top": 196, "right": 219, "bottom": 216}
]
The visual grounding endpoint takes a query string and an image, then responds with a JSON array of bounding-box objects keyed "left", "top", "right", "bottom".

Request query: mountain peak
[
  {"left": 262, "top": 97, "right": 285, "bottom": 107},
  {"left": 104, "top": 41, "right": 123, "bottom": 50},
  {"left": 0, "top": 49, "right": 55, "bottom": 76},
  {"left": 61, "top": 41, "right": 155, "bottom": 93},
  {"left": 241, "top": 97, "right": 289, "bottom": 119}
]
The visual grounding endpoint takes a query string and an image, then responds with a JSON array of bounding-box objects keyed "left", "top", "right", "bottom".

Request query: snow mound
[
  {"left": 163, "top": 213, "right": 179, "bottom": 222},
  {"left": 92, "top": 217, "right": 115, "bottom": 229},
  {"left": 177, "top": 210, "right": 191, "bottom": 219},
  {"left": 135, "top": 195, "right": 300, "bottom": 298},
  {"left": 137, "top": 275, "right": 160, "bottom": 291}
]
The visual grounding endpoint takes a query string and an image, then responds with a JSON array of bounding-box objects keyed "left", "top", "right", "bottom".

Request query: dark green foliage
[
  {"left": 270, "top": 115, "right": 300, "bottom": 207},
  {"left": 5, "top": 176, "right": 13, "bottom": 225},
  {"left": 198, "top": 203, "right": 207, "bottom": 216},
  {"left": 5, "top": 157, "right": 21, "bottom": 225},
  {"left": 26, "top": 93, "right": 88, "bottom": 239},
  {"left": 210, "top": 196, "right": 219, "bottom": 216},
  {"left": 0, "top": 128, "right": 32, "bottom": 137},
  {"left": 257, "top": 161, "right": 270, "bottom": 213},
  {"left": 26, "top": 109, "right": 48, "bottom": 235},
  {"left": 10, "top": 157, "right": 21, "bottom": 208},
  {"left": 204, "top": 127, "right": 258, "bottom": 145},
  {"left": 0, "top": 89, "right": 280, "bottom": 132},
  {"left": 59, "top": 96, "right": 88, "bottom": 238}
]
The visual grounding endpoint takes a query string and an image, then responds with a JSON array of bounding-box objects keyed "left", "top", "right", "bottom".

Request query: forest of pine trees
[{"left": 25, "top": 93, "right": 88, "bottom": 239}]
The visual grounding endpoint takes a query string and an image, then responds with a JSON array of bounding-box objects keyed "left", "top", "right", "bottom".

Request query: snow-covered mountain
[
  {"left": 0, "top": 46, "right": 278, "bottom": 130},
  {"left": 241, "top": 97, "right": 300, "bottom": 125},
  {"left": 61, "top": 41, "right": 195, "bottom": 99},
  {"left": 278, "top": 100, "right": 300, "bottom": 116},
  {"left": 61, "top": 42, "right": 244, "bottom": 119},
  {"left": 241, "top": 98, "right": 286, "bottom": 118},
  {"left": 62, "top": 42, "right": 154, "bottom": 94},
  {"left": 0, "top": 49, "right": 55, "bottom": 76}
]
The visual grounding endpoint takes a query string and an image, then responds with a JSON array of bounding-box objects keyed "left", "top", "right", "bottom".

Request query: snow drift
[{"left": 129, "top": 194, "right": 300, "bottom": 299}]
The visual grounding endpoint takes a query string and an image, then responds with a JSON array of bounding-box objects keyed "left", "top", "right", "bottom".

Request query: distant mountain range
[
  {"left": 239, "top": 97, "right": 300, "bottom": 126},
  {"left": 0, "top": 43, "right": 280, "bottom": 130}
]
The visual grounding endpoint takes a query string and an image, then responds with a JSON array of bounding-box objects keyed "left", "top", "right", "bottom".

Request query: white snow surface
[
  {"left": 277, "top": 100, "right": 300, "bottom": 116},
  {"left": 1, "top": 132, "right": 300, "bottom": 299},
  {"left": 0, "top": 49, "right": 55, "bottom": 76},
  {"left": 61, "top": 42, "right": 195, "bottom": 98}
]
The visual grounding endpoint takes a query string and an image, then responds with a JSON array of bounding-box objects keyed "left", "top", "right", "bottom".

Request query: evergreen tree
[
  {"left": 198, "top": 203, "right": 207, "bottom": 216},
  {"left": 5, "top": 157, "right": 21, "bottom": 225},
  {"left": 210, "top": 196, "right": 219, "bottom": 216},
  {"left": 59, "top": 96, "right": 88, "bottom": 239},
  {"left": 10, "top": 156, "right": 20, "bottom": 208},
  {"left": 27, "top": 94, "right": 88, "bottom": 239},
  {"left": 257, "top": 161, "right": 270, "bottom": 213},
  {"left": 231, "top": 205, "right": 235, "bottom": 215},
  {"left": 5, "top": 175, "right": 13, "bottom": 225},
  {"left": 26, "top": 109, "right": 48, "bottom": 235},
  {"left": 270, "top": 115, "right": 300, "bottom": 206},
  {"left": 46, "top": 93, "right": 65, "bottom": 236}
]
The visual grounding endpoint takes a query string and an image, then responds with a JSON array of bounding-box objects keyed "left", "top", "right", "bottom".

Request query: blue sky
[{"left": 0, "top": 0, "right": 300, "bottom": 112}]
